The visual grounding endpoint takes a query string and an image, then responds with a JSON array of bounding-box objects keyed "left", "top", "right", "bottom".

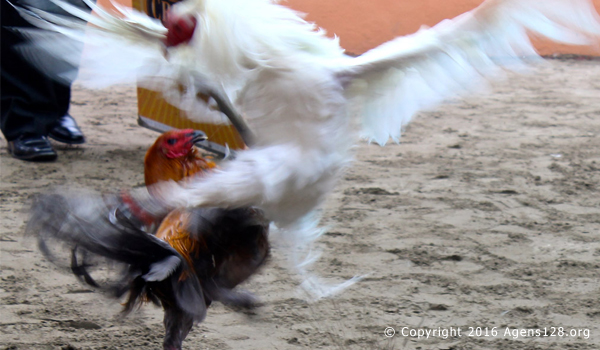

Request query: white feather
[
  {"left": 339, "top": 0, "right": 600, "bottom": 144},
  {"left": 14, "top": 0, "right": 173, "bottom": 87},
  {"left": 19, "top": 0, "right": 600, "bottom": 299}
]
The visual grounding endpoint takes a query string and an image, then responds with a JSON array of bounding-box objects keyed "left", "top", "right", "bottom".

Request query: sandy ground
[{"left": 1, "top": 59, "right": 599, "bottom": 350}]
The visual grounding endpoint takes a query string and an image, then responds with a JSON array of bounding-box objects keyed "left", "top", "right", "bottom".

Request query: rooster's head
[
  {"left": 163, "top": 12, "right": 198, "bottom": 47},
  {"left": 155, "top": 129, "right": 206, "bottom": 159}
]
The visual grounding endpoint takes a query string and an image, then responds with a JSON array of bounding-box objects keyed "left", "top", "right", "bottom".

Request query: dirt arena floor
[{"left": 1, "top": 59, "right": 599, "bottom": 350}]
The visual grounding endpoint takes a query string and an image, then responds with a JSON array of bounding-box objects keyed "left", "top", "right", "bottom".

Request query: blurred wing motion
[
  {"left": 13, "top": 0, "right": 600, "bottom": 134},
  {"left": 12, "top": 0, "right": 237, "bottom": 126},
  {"left": 338, "top": 0, "right": 600, "bottom": 144},
  {"left": 27, "top": 190, "right": 207, "bottom": 320},
  {"left": 12, "top": 0, "right": 168, "bottom": 87},
  {"left": 27, "top": 192, "right": 268, "bottom": 350},
  {"left": 14, "top": 0, "right": 600, "bottom": 141},
  {"left": 27, "top": 130, "right": 269, "bottom": 350}
]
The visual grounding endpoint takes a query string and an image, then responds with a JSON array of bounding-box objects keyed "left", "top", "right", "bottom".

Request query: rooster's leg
[
  {"left": 163, "top": 307, "right": 194, "bottom": 350},
  {"left": 190, "top": 71, "right": 256, "bottom": 146}
]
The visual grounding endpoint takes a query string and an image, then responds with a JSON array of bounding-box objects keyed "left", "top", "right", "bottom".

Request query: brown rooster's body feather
[{"left": 154, "top": 209, "right": 203, "bottom": 279}]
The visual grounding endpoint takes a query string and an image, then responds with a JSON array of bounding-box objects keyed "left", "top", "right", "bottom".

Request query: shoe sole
[
  {"left": 10, "top": 151, "right": 58, "bottom": 162},
  {"left": 48, "top": 134, "right": 86, "bottom": 145}
]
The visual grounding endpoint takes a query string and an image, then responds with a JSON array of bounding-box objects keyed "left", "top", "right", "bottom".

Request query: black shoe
[
  {"left": 48, "top": 115, "right": 85, "bottom": 144},
  {"left": 7, "top": 135, "right": 57, "bottom": 162}
]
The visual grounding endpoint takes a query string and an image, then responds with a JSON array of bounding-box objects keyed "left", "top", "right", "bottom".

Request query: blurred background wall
[
  {"left": 101, "top": 0, "right": 600, "bottom": 56},
  {"left": 286, "top": 0, "right": 600, "bottom": 56}
]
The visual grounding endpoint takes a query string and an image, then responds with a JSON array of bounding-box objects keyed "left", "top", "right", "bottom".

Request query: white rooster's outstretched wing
[
  {"left": 13, "top": 0, "right": 236, "bottom": 125},
  {"left": 339, "top": 0, "right": 600, "bottom": 145},
  {"left": 13, "top": 0, "right": 169, "bottom": 87},
  {"left": 55, "top": 0, "right": 167, "bottom": 41}
]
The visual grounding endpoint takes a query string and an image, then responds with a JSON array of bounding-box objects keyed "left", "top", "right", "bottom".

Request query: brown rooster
[
  {"left": 28, "top": 129, "right": 269, "bottom": 350},
  {"left": 142, "top": 130, "right": 270, "bottom": 348}
]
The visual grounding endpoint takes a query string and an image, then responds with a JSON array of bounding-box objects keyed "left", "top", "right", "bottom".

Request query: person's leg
[
  {"left": 1, "top": 0, "right": 71, "bottom": 138},
  {"left": 1, "top": 0, "right": 84, "bottom": 160}
]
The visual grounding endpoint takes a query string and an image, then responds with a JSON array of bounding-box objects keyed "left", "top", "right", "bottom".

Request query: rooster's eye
[{"left": 167, "top": 138, "right": 177, "bottom": 145}]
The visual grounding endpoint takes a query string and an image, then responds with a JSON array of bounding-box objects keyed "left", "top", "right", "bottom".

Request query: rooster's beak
[{"left": 190, "top": 130, "right": 207, "bottom": 144}]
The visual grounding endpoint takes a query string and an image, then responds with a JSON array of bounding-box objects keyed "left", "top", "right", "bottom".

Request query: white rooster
[{"left": 19, "top": 0, "right": 600, "bottom": 297}]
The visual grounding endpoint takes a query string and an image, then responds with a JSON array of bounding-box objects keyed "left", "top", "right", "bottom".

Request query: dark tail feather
[
  {"left": 26, "top": 190, "right": 196, "bottom": 312},
  {"left": 70, "top": 246, "right": 100, "bottom": 288},
  {"left": 172, "top": 274, "right": 207, "bottom": 323},
  {"left": 122, "top": 276, "right": 149, "bottom": 315}
]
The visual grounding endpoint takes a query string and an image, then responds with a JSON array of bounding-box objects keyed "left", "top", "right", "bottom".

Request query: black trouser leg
[{"left": 1, "top": 0, "right": 71, "bottom": 141}]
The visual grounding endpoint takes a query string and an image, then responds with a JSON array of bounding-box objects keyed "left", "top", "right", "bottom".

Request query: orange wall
[
  {"left": 98, "top": 0, "right": 131, "bottom": 11},
  {"left": 286, "top": 0, "right": 600, "bottom": 56},
  {"left": 103, "top": 0, "right": 600, "bottom": 56}
]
